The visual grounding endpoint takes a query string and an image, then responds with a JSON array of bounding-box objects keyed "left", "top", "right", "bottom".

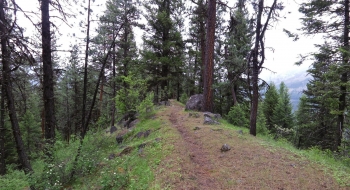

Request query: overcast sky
[{"left": 14, "top": 0, "right": 320, "bottom": 83}]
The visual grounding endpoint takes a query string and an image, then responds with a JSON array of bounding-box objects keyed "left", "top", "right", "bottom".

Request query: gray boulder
[
  {"left": 203, "top": 112, "right": 221, "bottom": 125},
  {"left": 203, "top": 112, "right": 221, "bottom": 120},
  {"left": 185, "top": 94, "right": 203, "bottom": 111}
]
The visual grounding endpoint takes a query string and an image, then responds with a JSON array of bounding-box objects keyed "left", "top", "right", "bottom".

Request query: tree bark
[
  {"left": 202, "top": 0, "right": 216, "bottom": 112},
  {"left": 199, "top": 0, "right": 206, "bottom": 92},
  {"left": 41, "top": 0, "right": 56, "bottom": 144},
  {"left": 111, "top": 27, "right": 116, "bottom": 127},
  {"left": 81, "top": 0, "right": 91, "bottom": 136},
  {"left": 0, "top": 0, "right": 33, "bottom": 174},
  {"left": 336, "top": 0, "right": 349, "bottom": 150},
  {"left": 249, "top": 0, "right": 263, "bottom": 136}
]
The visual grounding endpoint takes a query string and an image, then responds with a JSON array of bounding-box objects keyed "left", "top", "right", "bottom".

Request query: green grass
[
  {"left": 0, "top": 116, "right": 168, "bottom": 190},
  {"left": 221, "top": 119, "right": 350, "bottom": 186},
  {"left": 70, "top": 119, "right": 167, "bottom": 190}
]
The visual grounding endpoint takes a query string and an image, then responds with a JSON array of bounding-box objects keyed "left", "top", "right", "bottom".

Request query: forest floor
[{"left": 152, "top": 100, "right": 347, "bottom": 190}]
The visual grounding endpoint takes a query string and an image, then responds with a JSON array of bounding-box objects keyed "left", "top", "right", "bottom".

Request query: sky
[
  {"left": 13, "top": 0, "right": 322, "bottom": 83},
  {"left": 260, "top": 0, "right": 322, "bottom": 82}
]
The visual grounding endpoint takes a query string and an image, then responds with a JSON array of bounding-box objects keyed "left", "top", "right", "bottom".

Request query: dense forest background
[{"left": 0, "top": 0, "right": 350, "bottom": 188}]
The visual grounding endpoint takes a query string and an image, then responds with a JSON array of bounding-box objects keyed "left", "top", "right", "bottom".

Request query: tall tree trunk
[
  {"left": 81, "top": 0, "right": 91, "bottom": 136},
  {"left": 0, "top": 78, "right": 5, "bottom": 175},
  {"left": 41, "top": 0, "right": 55, "bottom": 145},
  {"left": 192, "top": 44, "right": 199, "bottom": 95},
  {"left": 249, "top": 0, "right": 263, "bottom": 136},
  {"left": 336, "top": 0, "right": 349, "bottom": 150},
  {"left": 98, "top": 73, "right": 104, "bottom": 118},
  {"left": 74, "top": 79, "right": 79, "bottom": 136},
  {"left": 65, "top": 78, "right": 71, "bottom": 143},
  {"left": 225, "top": 46, "right": 238, "bottom": 106},
  {"left": 111, "top": 30, "right": 116, "bottom": 127},
  {"left": 0, "top": 0, "right": 33, "bottom": 174},
  {"left": 202, "top": 0, "right": 216, "bottom": 112},
  {"left": 199, "top": 0, "right": 206, "bottom": 92}
]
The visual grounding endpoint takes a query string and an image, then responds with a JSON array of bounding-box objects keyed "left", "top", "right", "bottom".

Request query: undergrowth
[{"left": 0, "top": 116, "right": 167, "bottom": 190}]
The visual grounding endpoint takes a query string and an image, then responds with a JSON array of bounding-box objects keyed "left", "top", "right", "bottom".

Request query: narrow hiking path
[{"left": 153, "top": 100, "right": 345, "bottom": 190}]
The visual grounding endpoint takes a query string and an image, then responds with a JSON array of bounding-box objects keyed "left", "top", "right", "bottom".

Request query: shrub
[
  {"left": 179, "top": 93, "right": 188, "bottom": 104},
  {"left": 257, "top": 103, "right": 269, "bottom": 135},
  {"left": 137, "top": 92, "right": 155, "bottom": 120},
  {"left": 226, "top": 105, "right": 249, "bottom": 128}
]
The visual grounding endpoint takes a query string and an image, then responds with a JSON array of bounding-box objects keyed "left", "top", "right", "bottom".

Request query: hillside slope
[
  {"left": 151, "top": 100, "right": 346, "bottom": 189},
  {"left": 63, "top": 100, "right": 349, "bottom": 190}
]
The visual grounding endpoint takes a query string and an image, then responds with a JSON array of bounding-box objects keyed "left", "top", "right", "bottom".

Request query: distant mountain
[{"left": 264, "top": 71, "right": 311, "bottom": 112}]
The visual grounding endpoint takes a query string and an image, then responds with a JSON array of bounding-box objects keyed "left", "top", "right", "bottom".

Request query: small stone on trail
[
  {"left": 221, "top": 144, "right": 231, "bottom": 152},
  {"left": 203, "top": 112, "right": 221, "bottom": 125},
  {"left": 193, "top": 126, "right": 201, "bottom": 130}
]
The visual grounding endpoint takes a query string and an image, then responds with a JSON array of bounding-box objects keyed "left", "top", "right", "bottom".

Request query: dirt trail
[{"left": 154, "top": 100, "right": 345, "bottom": 190}]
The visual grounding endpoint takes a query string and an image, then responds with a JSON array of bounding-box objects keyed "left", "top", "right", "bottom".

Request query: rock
[
  {"left": 136, "top": 132, "right": 144, "bottom": 138},
  {"left": 189, "top": 112, "right": 200, "bottom": 118},
  {"left": 108, "top": 153, "right": 116, "bottom": 160},
  {"left": 193, "top": 126, "right": 201, "bottom": 130},
  {"left": 119, "top": 146, "right": 133, "bottom": 156},
  {"left": 203, "top": 112, "right": 221, "bottom": 120},
  {"left": 144, "top": 130, "right": 151, "bottom": 138},
  {"left": 185, "top": 94, "right": 203, "bottom": 111},
  {"left": 110, "top": 126, "right": 117, "bottom": 134},
  {"left": 138, "top": 143, "right": 147, "bottom": 149},
  {"left": 237, "top": 130, "right": 243, "bottom": 135},
  {"left": 138, "top": 148, "right": 144, "bottom": 155},
  {"left": 136, "top": 130, "right": 151, "bottom": 138},
  {"left": 158, "top": 101, "right": 170, "bottom": 106},
  {"left": 203, "top": 112, "right": 221, "bottom": 125},
  {"left": 221, "top": 144, "right": 231, "bottom": 152},
  {"left": 116, "top": 135, "right": 124, "bottom": 144},
  {"left": 129, "top": 119, "right": 139, "bottom": 129},
  {"left": 204, "top": 116, "right": 220, "bottom": 125},
  {"left": 155, "top": 138, "right": 162, "bottom": 142}
]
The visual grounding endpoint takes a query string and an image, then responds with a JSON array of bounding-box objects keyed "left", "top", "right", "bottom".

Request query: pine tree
[
  {"left": 297, "top": 43, "right": 339, "bottom": 150},
  {"left": 142, "top": 0, "right": 184, "bottom": 102},
  {"left": 299, "top": 0, "right": 350, "bottom": 150},
  {"left": 186, "top": 0, "right": 207, "bottom": 95},
  {"left": 262, "top": 82, "right": 279, "bottom": 132},
  {"left": 295, "top": 95, "right": 314, "bottom": 148},
  {"left": 272, "top": 82, "right": 294, "bottom": 130},
  {"left": 0, "top": 0, "right": 33, "bottom": 174},
  {"left": 41, "top": 0, "right": 56, "bottom": 146}
]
